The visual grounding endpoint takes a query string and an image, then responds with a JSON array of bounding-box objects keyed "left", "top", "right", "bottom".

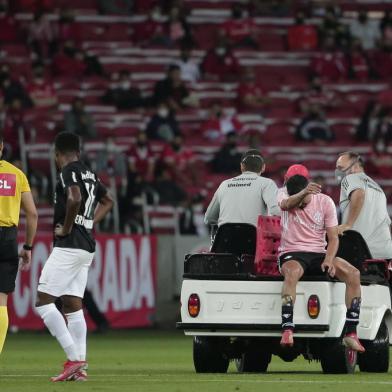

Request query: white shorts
[{"left": 38, "top": 247, "right": 94, "bottom": 298}]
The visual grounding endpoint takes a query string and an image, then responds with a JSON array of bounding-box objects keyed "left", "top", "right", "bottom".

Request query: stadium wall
[{"left": 9, "top": 234, "right": 207, "bottom": 330}]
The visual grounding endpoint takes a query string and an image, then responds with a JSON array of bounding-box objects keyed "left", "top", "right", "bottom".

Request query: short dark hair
[
  {"left": 286, "top": 175, "right": 309, "bottom": 196},
  {"left": 54, "top": 132, "right": 80, "bottom": 154},
  {"left": 0, "top": 131, "right": 3, "bottom": 144},
  {"left": 339, "top": 151, "right": 364, "bottom": 168},
  {"left": 241, "top": 149, "right": 264, "bottom": 172}
]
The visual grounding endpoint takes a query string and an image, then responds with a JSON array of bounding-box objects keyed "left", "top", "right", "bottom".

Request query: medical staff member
[
  {"left": 205, "top": 149, "right": 280, "bottom": 226},
  {"left": 336, "top": 151, "right": 392, "bottom": 259}
]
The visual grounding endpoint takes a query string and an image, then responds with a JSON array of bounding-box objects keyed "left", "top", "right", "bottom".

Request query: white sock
[
  {"left": 36, "top": 303, "right": 79, "bottom": 361},
  {"left": 65, "top": 309, "right": 87, "bottom": 361}
]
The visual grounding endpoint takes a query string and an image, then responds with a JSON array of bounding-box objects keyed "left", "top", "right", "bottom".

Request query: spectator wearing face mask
[
  {"left": 102, "top": 70, "right": 143, "bottom": 110},
  {"left": 146, "top": 103, "right": 180, "bottom": 142},
  {"left": 287, "top": 11, "right": 318, "bottom": 51},
  {"left": 175, "top": 45, "right": 200, "bottom": 83},
  {"left": 166, "top": 6, "right": 194, "bottom": 48},
  {"left": 127, "top": 132, "right": 155, "bottom": 182},
  {"left": 220, "top": 4, "right": 258, "bottom": 48},
  {"left": 152, "top": 65, "right": 191, "bottom": 111},
  {"left": 298, "top": 76, "right": 337, "bottom": 114},
  {"left": 237, "top": 67, "right": 270, "bottom": 112},
  {"left": 350, "top": 10, "right": 381, "bottom": 51},
  {"left": 201, "top": 40, "right": 240, "bottom": 82},
  {"left": 52, "top": 40, "right": 87, "bottom": 77},
  {"left": 201, "top": 103, "right": 243, "bottom": 141},
  {"left": 310, "top": 36, "right": 348, "bottom": 81},
  {"left": 211, "top": 132, "right": 242, "bottom": 174},
  {"left": 160, "top": 134, "right": 196, "bottom": 184},
  {"left": 133, "top": 6, "right": 167, "bottom": 47},
  {"left": 27, "top": 62, "right": 58, "bottom": 109},
  {"left": 64, "top": 98, "right": 97, "bottom": 140}
]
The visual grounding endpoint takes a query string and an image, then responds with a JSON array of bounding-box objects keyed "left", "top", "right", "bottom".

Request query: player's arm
[
  {"left": 321, "top": 226, "right": 339, "bottom": 277},
  {"left": 262, "top": 180, "right": 280, "bottom": 216},
  {"left": 19, "top": 191, "right": 38, "bottom": 270},
  {"left": 94, "top": 191, "right": 114, "bottom": 224},
  {"left": 279, "top": 182, "right": 321, "bottom": 211},
  {"left": 57, "top": 185, "right": 82, "bottom": 236},
  {"left": 204, "top": 189, "right": 220, "bottom": 225}
]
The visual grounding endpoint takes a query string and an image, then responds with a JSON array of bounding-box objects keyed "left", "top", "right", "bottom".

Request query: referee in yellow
[{"left": 0, "top": 132, "right": 38, "bottom": 355}]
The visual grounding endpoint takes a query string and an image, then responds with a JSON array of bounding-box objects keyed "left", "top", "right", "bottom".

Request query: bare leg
[
  {"left": 280, "top": 260, "right": 304, "bottom": 346},
  {"left": 333, "top": 257, "right": 364, "bottom": 352}
]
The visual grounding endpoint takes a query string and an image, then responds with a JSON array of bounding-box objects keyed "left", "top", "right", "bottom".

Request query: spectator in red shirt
[
  {"left": 0, "top": 4, "right": 20, "bottom": 42},
  {"left": 160, "top": 134, "right": 196, "bottom": 184},
  {"left": 27, "top": 9, "right": 57, "bottom": 60},
  {"left": 201, "top": 40, "right": 240, "bottom": 82},
  {"left": 27, "top": 62, "right": 58, "bottom": 109},
  {"left": 220, "top": 4, "right": 258, "bottom": 48},
  {"left": 201, "top": 103, "right": 243, "bottom": 141},
  {"left": 133, "top": 6, "right": 167, "bottom": 47},
  {"left": 52, "top": 41, "right": 87, "bottom": 77},
  {"left": 287, "top": 11, "right": 318, "bottom": 51},
  {"left": 56, "top": 9, "right": 80, "bottom": 44},
  {"left": 166, "top": 6, "right": 194, "bottom": 47},
  {"left": 311, "top": 36, "right": 348, "bottom": 81},
  {"left": 347, "top": 40, "right": 370, "bottom": 81},
  {"left": 237, "top": 67, "right": 270, "bottom": 112},
  {"left": 127, "top": 132, "right": 155, "bottom": 182},
  {"left": 370, "top": 38, "right": 392, "bottom": 80},
  {"left": 298, "top": 76, "right": 337, "bottom": 114}
]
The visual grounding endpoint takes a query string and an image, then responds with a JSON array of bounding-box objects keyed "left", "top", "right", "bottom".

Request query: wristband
[{"left": 23, "top": 244, "right": 33, "bottom": 251}]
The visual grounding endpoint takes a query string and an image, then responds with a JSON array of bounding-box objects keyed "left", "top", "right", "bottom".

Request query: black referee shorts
[
  {"left": 0, "top": 227, "right": 19, "bottom": 294},
  {"left": 278, "top": 252, "right": 326, "bottom": 276}
]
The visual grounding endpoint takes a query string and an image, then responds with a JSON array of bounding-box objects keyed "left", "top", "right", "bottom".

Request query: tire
[
  {"left": 358, "top": 320, "right": 389, "bottom": 373},
  {"left": 235, "top": 349, "right": 271, "bottom": 373},
  {"left": 320, "top": 339, "right": 357, "bottom": 374},
  {"left": 193, "top": 336, "right": 230, "bottom": 373}
]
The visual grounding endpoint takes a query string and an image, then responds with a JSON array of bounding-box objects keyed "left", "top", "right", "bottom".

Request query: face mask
[
  {"left": 158, "top": 108, "right": 169, "bottom": 118},
  {"left": 215, "top": 47, "right": 226, "bottom": 57},
  {"left": 335, "top": 158, "right": 359, "bottom": 183},
  {"left": 120, "top": 81, "right": 131, "bottom": 90}
]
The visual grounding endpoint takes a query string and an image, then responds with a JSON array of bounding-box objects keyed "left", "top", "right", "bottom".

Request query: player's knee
[{"left": 284, "top": 268, "right": 301, "bottom": 283}]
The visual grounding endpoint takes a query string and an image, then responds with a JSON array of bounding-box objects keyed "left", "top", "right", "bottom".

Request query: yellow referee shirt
[{"left": 0, "top": 160, "right": 31, "bottom": 227}]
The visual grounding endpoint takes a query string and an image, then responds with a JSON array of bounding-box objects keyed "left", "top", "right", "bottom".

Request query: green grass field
[{"left": 1, "top": 330, "right": 392, "bottom": 392}]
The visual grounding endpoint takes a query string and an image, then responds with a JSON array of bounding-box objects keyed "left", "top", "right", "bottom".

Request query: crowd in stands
[{"left": 0, "top": 0, "right": 392, "bottom": 234}]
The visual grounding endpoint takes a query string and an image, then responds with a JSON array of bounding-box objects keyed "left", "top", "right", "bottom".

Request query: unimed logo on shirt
[{"left": 0, "top": 173, "right": 16, "bottom": 196}]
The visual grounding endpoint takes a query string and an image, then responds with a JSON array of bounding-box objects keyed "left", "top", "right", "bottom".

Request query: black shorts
[
  {"left": 279, "top": 252, "right": 326, "bottom": 276},
  {"left": 0, "top": 227, "right": 19, "bottom": 294}
]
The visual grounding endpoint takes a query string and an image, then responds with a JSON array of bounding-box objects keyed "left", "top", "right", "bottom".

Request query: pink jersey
[{"left": 278, "top": 188, "right": 338, "bottom": 255}]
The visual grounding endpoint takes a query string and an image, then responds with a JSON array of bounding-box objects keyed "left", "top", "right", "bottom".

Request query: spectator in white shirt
[
  {"left": 175, "top": 45, "right": 200, "bottom": 83},
  {"left": 350, "top": 10, "right": 381, "bottom": 50}
]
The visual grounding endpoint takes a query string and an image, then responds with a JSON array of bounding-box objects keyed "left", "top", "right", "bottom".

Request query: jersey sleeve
[
  {"left": 204, "top": 185, "right": 221, "bottom": 225},
  {"left": 277, "top": 187, "right": 288, "bottom": 207},
  {"left": 20, "top": 171, "right": 31, "bottom": 193},
  {"left": 261, "top": 179, "right": 280, "bottom": 216},
  {"left": 96, "top": 180, "right": 108, "bottom": 202},
  {"left": 341, "top": 174, "right": 365, "bottom": 198},
  {"left": 59, "top": 166, "right": 79, "bottom": 189},
  {"left": 324, "top": 196, "right": 338, "bottom": 228}
]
